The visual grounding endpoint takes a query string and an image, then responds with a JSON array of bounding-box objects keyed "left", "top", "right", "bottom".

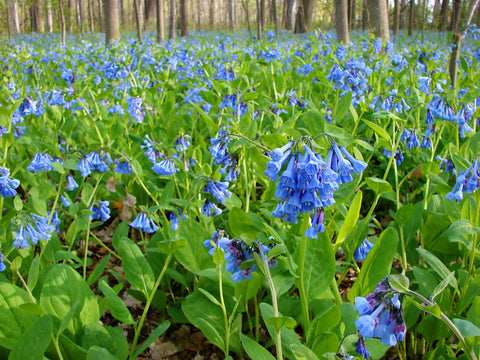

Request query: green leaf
[
  {"left": 113, "top": 236, "right": 155, "bottom": 297},
  {"left": 453, "top": 318, "right": 480, "bottom": 338},
  {"left": 297, "top": 230, "right": 336, "bottom": 303},
  {"left": 334, "top": 91, "right": 352, "bottom": 121},
  {"left": 57, "top": 301, "right": 80, "bottom": 337},
  {"left": 290, "top": 343, "right": 321, "bottom": 360},
  {"left": 348, "top": 227, "right": 399, "bottom": 301},
  {"left": 363, "top": 119, "right": 392, "bottom": 143},
  {"left": 8, "top": 316, "right": 52, "bottom": 360},
  {"left": 130, "top": 159, "right": 143, "bottom": 178},
  {"left": 421, "top": 162, "right": 441, "bottom": 177},
  {"left": 409, "top": 300, "right": 441, "bottom": 319},
  {"left": 432, "top": 271, "right": 456, "bottom": 300},
  {"left": 27, "top": 255, "right": 40, "bottom": 291},
  {"left": 86, "top": 346, "right": 119, "bottom": 360},
  {"left": 240, "top": 333, "right": 276, "bottom": 360},
  {"left": 228, "top": 207, "right": 259, "bottom": 242},
  {"left": 99, "top": 280, "right": 135, "bottom": 325},
  {"left": 213, "top": 247, "right": 225, "bottom": 265},
  {"left": 156, "top": 238, "right": 187, "bottom": 254},
  {"left": 388, "top": 274, "right": 410, "bottom": 294},
  {"left": 0, "top": 282, "right": 39, "bottom": 349},
  {"left": 198, "top": 288, "right": 222, "bottom": 307},
  {"left": 306, "top": 304, "right": 341, "bottom": 345},
  {"left": 265, "top": 316, "right": 297, "bottom": 331},
  {"left": 416, "top": 248, "right": 458, "bottom": 289},
  {"left": 87, "top": 254, "right": 111, "bottom": 286},
  {"left": 176, "top": 219, "right": 213, "bottom": 273},
  {"left": 51, "top": 161, "right": 65, "bottom": 174},
  {"left": 82, "top": 323, "right": 129, "bottom": 360},
  {"left": 40, "top": 264, "right": 99, "bottom": 342},
  {"left": 446, "top": 220, "right": 480, "bottom": 249},
  {"left": 366, "top": 177, "right": 393, "bottom": 195},
  {"left": 13, "top": 196, "right": 23, "bottom": 211},
  {"left": 131, "top": 321, "right": 170, "bottom": 359},
  {"left": 336, "top": 191, "right": 362, "bottom": 246}
]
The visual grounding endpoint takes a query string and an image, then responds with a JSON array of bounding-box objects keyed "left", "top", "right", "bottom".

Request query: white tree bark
[{"left": 8, "top": 0, "right": 20, "bottom": 35}]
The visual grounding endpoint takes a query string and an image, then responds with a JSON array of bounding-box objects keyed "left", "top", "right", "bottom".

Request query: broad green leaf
[
  {"left": 85, "top": 346, "right": 119, "bottom": 360},
  {"left": 176, "top": 219, "right": 212, "bottom": 273},
  {"left": 363, "top": 119, "right": 392, "bottom": 143},
  {"left": 87, "top": 254, "right": 111, "bottom": 286},
  {"left": 432, "top": 271, "right": 456, "bottom": 300},
  {"left": 228, "top": 207, "right": 259, "bottom": 243},
  {"left": 0, "top": 282, "right": 39, "bottom": 349},
  {"left": 156, "top": 238, "right": 187, "bottom": 254},
  {"left": 40, "top": 264, "right": 99, "bottom": 342},
  {"left": 27, "top": 255, "right": 40, "bottom": 291},
  {"left": 99, "top": 280, "right": 135, "bottom": 325},
  {"left": 265, "top": 316, "right": 297, "bottom": 330},
  {"left": 82, "top": 323, "right": 129, "bottom": 360},
  {"left": 240, "top": 333, "right": 276, "bottom": 360},
  {"left": 57, "top": 301, "right": 80, "bottom": 337},
  {"left": 348, "top": 227, "right": 399, "bottom": 302},
  {"left": 453, "top": 318, "right": 480, "bottom": 338},
  {"left": 290, "top": 343, "right": 321, "bottom": 360},
  {"left": 8, "top": 316, "right": 52, "bottom": 360},
  {"left": 198, "top": 288, "right": 222, "bottom": 307},
  {"left": 366, "top": 177, "right": 393, "bottom": 195},
  {"left": 334, "top": 91, "right": 352, "bottom": 121},
  {"left": 131, "top": 321, "right": 170, "bottom": 359},
  {"left": 336, "top": 191, "right": 362, "bottom": 246},
  {"left": 306, "top": 304, "right": 341, "bottom": 346},
  {"left": 388, "top": 274, "right": 410, "bottom": 294},
  {"left": 297, "top": 230, "right": 335, "bottom": 303},
  {"left": 114, "top": 236, "right": 155, "bottom": 297},
  {"left": 416, "top": 248, "right": 458, "bottom": 289},
  {"left": 421, "top": 161, "right": 440, "bottom": 177}
]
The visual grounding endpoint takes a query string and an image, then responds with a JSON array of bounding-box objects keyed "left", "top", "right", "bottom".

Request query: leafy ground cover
[{"left": 0, "top": 29, "right": 480, "bottom": 360}]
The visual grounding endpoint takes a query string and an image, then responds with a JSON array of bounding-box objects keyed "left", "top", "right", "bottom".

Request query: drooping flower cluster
[
  {"left": 201, "top": 179, "right": 232, "bottom": 217},
  {"left": 26, "top": 152, "right": 62, "bottom": 172},
  {"left": 355, "top": 278, "right": 406, "bottom": 348},
  {"left": 204, "top": 231, "right": 277, "bottom": 283},
  {"left": 436, "top": 155, "right": 456, "bottom": 174},
  {"left": 0, "top": 167, "right": 20, "bottom": 198},
  {"left": 89, "top": 200, "right": 111, "bottom": 222},
  {"left": 265, "top": 137, "right": 367, "bottom": 238},
  {"left": 170, "top": 212, "right": 187, "bottom": 231},
  {"left": 446, "top": 158, "right": 479, "bottom": 202},
  {"left": 77, "top": 151, "right": 112, "bottom": 177},
  {"left": 12, "top": 213, "right": 55, "bottom": 249},
  {"left": 370, "top": 90, "right": 411, "bottom": 114},
  {"left": 354, "top": 238, "right": 374, "bottom": 262},
  {"left": 129, "top": 212, "right": 159, "bottom": 233},
  {"left": 383, "top": 147, "right": 404, "bottom": 165},
  {"left": 427, "top": 95, "right": 475, "bottom": 138},
  {"left": 0, "top": 253, "right": 6, "bottom": 272}
]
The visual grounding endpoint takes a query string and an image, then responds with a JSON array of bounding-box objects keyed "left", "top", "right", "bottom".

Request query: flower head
[{"left": 129, "top": 212, "right": 159, "bottom": 233}]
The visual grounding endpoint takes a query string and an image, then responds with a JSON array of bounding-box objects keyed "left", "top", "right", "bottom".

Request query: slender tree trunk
[
  {"left": 408, "top": 0, "right": 414, "bottom": 35},
  {"left": 5, "top": 0, "right": 12, "bottom": 41},
  {"left": 197, "top": 0, "right": 201, "bottom": 28},
  {"left": 97, "top": 0, "right": 104, "bottom": 32},
  {"left": 450, "top": 0, "right": 462, "bottom": 32},
  {"left": 393, "top": 0, "right": 399, "bottom": 33},
  {"left": 449, "top": 0, "right": 479, "bottom": 88},
  {"left": 180, "top": 0, "right": 189, "bottom": 35},
  {"left": 272, "top": 0, "right": 278, "bottom": 33},
  {"left": 336, "top": 0, "right": 349, "bottom": 43},
  {"left": 105, "top": 0, "right": 120, "bottom": 44},
  {"left": 46, "top": 0, "right": 53, "bottom": 32},
  {"left": 260, "top": 0, "right": 266, "bottom": 28},
  {"left": 438, "top": 0, "right": 448, "bottom": 31},
  {"left": 168, "top": 0, "right": 176, "bottom": 38},
  {"left": 421, "top": 0, "right": 427, "bottom": 41},
  {"left": 59, "top": 0, "right": 66, "bottom": 45},
  {"left": 369, "top": 0, "right": 390, "bottom": 41},
  {"left": 242, "top": 0, "right": 252, "bottom": 36},
  {"left": 68, "top": 0, "right": 75, "bottom": 32},
  {"left": 34, "top": 0, "right": 45, "bottom": 33},
  {"left": 76, "top": 0, "right": 83, "bottom": 34},
  {"left": 88, "top": 0, "right": 95, "bottom": 32},
  {"left": 134, "top": 0, "right": 143, "bottom": 39},
  {"left": 256, "top": 0, "right": 262, "bottom": 37},
  {"left": 210, "top": 0, "right": 215, "bottom": 27},
  {"left": 156, "top": 0, "right": 165, "bottom": 40},
  {"left": 361, "top": 0, "right": 368, "bottom": 30},
  {"left": 8, "top": 0, "right": 20, "bottom": 35}
]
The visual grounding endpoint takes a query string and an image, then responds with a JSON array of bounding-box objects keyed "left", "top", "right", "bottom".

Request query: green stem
[
  {"left": 409, "top": 290, "right": 477, "bottom": 360},
  {"left": 217, "top": 263, "right": 230, "bottom": 358},
  {"left": 331, "top": 277, "right": 343, "bottom": 305},
  {"left": 297, "top": 217, "right": 311, "bottom": 335},
  {"left": 231, "top": 132, "right": 271, "bottom": 153},
  {"left": 48, "top": 172, "right": 66, "bottom": 225},
  {"left": 258, "top": 246, "right": 283, "bottom": 360},
  {"left": 129, "top": 253, "right": 172, "bottom": 360}
]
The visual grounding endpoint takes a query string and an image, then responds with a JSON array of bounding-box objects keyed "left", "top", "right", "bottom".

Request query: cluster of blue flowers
[
  {"left": 12, "top": 213, "right": 55, "bottom": 249},
  {"left": 129, "top": 212, "right": 159, "bottom": 233},
  {"left": 0, "top": 167, "right": 20, "bottom": 198},
  {"left": 446, "top": 158, "right": 479, "bottom": 202},
  {"left": 77, "top": 151, "right": 112, "bottom": 177},
  {"left": 383, "top": 147, "right": 404, "bottom": 165},
  {"left": 264, "top": 137, "right": 367, "bottom": 238},
  {"left": 26, "top": 152, "right": 62, "bottom": 172},
  {"left": 201, "top": 179, "right": 232, "bottom": 216},
  {"left": 353, "top": 238, "right": 374, "bottom": 262},
  {"left": 427, "top": 95, "right": 475, "bottom": 138},
  {"left": 355, "top": 278, "right": 406, "bottom": 349},
  {"left": 436, "top": 155, "right": 456, "bottom": 174},
  {"left": 90, "top": 201, "right": 111, "bottom": 222},
  {"left": 169, "top": 212, "right": 187, "bottom": 231},
  {"left": 370, "top": 90, "right": 411, "bottom": 114},
  {"left": 204, "top": 230, "right": 277, "bottom": 282}
]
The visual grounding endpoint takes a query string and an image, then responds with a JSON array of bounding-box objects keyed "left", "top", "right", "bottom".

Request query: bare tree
[
  {"left": 105, "top": 0, "right": 120, "bottom": 44},
  {"left": 97, "top": 0, "right": 104, "bottom": 32},
  {"left": 59, "top": 0, "right": 66, "bottom": 45},
  {"left": 272, "top": 0, "right": 278, "bottom": 34},
  {"left": 210, "top": 0, "right": 215, "bottom": 27},
  {"left": 256, "top": 0, "right": 262, "bottom": 38},
  {"left": 134, "top": 0, "right": 143, "bottom": 40},
  {"left": 242, "top": 0, "right": 252, "bottom": 36},
  {"left": 180, "top": 0, "right": 189, "bottom": 35},
  {"left": 7, "top": 0, "right": 20, "bottom": 35},
  {"left": 168, "top": 0, "right": 176, "bottom": 39},
  {"left": 5, "top": 0, "right": 12, "bottom": 41},
  {"left": 145, "top": 0, "right": 156, "bottom": 25},
  {"left": 33, "top": 0, "right": 45, "bottom": 33},
  {"left": 88, "top": 0, "right": 95, "bottom": 32},
  {"left": 408, "top": 0, "right": 414, "bottom": 35},
  {"left": 368, "top": 0, "right": 390, "bottom": 41},
  {"left": 294, "top": 0, "right": 314, "bottom": 32},
  {"left": 68, "top": 0, "right": 75, "bottom": 32},
  {"left": 361, "top": 0, "right": 368, "bottom": 30},
  {"left": 76, "top": 0, "right": 84, "bottom": 33},
  {"left": 393, "top": 0, "right": 400, "bottom": 33},
  {"left": 47, "top": 0, "right": 53, "bottom": 33},
  {"left": 335, "top": 0, "right": 349, "bottom": 43},
  {"left": 156, "top": 0, "right": 165, "bottom": 40},
  {"left": 437, "top": 0, "right": 449, "bottom": 31}
]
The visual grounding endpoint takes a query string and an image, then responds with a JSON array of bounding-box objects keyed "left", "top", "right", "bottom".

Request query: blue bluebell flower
[
  {"left": 152, "top": 158, "right": 178, "bottom": 176},
  {"left": 305, "top": 208, "right": 325, "bottom": 239},
  {"left": 13, "top": 213, "right": 55, "bottom": 249},
  {"left": 202, "top": 199, "right": 222, "bottom": 216},
  {"left": 87, "top": 151, "right": 111, "bottom": 172},
  {"left": 0, "top": 253, "right": 6, "bottom": 272},
  {"left": 355, "top": 278, "right": 406, "bottom": 347},
  {"left": 66, "top": 175, "right": 79, "bottom": 191},
  {"left": 90, "top": 201, "right": 111, "bottom": 222},
  {"left": 204, "top": 180, "right": 231, "bottom": 203},
  {"left": 60, "top": 195, "right": 70, "bottom": 207},
  {"left": 170, "top": 212, "right": 186, "bottom": 231},
  {"left": 141, "top": 135, "right": 161, "bottom": 163},
  {"left": 174, "top": 135, "right": 191, "bottom": 152},
  {"left": 447, "top": 158, "right": 479, "bottom": 201},
  {"left": 114, "top": 159, "right": 133, "bottom": 174},
  {"left": 355, "top": 335, "right": 370, "bottom": 359},
  {"left": 209, "top": 129, "right": 232, "bottom": 166},
  {"left": 127, "top": 96, "right": 144, "bottom": 123},
  {"left": 26, "top": 152, "right": 54, "bottom": 172},
  {"left": 129, "top": 212, "right": 159, "bottom": 233},
  {"left": 0, "top": 167, "right": 20, "bottom": 198},
  {"left": 77, "top": 154, "right": 94, "bottom": 177},
  {"left": 354, "top": 238, "right": 374, "bottom": 261}
]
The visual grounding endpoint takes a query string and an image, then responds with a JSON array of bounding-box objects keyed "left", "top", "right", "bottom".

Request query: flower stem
[{"left": 217, "top": 263, "right": 230, "bottom": 358}]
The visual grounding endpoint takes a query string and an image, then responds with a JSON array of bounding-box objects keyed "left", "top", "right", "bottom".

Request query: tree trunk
[
  {"left": 34, "top": 0, "right": 45, "bottom": 33},
  {"left": 5, "top": 0, "right": 12, "bottom": 41},
  {"left": 180, "top": 0, "right": 189, "bottom": 35},
  {"left": 260, "top": 0, "right": 266, "bottom": 28},
  {"left": 76, "top": 0, "right": 83, "bottom": 34},
  {"left": 134, "top": 0, "right": 143, "bottom": 39},
  {"left": 408, "top": 0, "right": 414, "bottom": 35},
  {"left": 242, "top": 0, "right": 252, "bottom": 36},
  {"left": 46, "top": 0, "right": 53, "bottom": 32},
  {"left": 105, "top": 0, "right": 120, "bottom": 44},
  {"left": 68, "top": 0, "right": 75, "bottom": 32},
  {"left": 97, "top": 0, "right": 104, "bottom": 32},
  {"left": 88, "top": 0, "right": 95, "bottom": 32},
  {"left": 349, "top": 0, "right": 356, "bottom": 29},
  {"left": 59, "top": 0, "right": 66, "bottom": 45},
  {"left": 368, "top": 0, "right": 389, "bottom": 41},
  {"left": 393, "top": 0, "right": 399, "bottom": 33},
  {"left": 336, "top": 0, "right": 349, "bottom": 43},
  {"left": 256, "top": 0, "right": 262, "bottom": 38},
  {"left": 197, "top": 0, "right": 201, "bottom": 28},
  {"left": 272, "top": 0, "right": 278, "bottom": 33},
  {"left": 361, "top": 0, "right": 368, "bottom": 30},
  {"left": 284, "top": 0, "right": 296, "bottom": 29},
  {"left": 437, "top": 0, "right": 448, "bottom": 31},
  {"left": 156, "top": 0, "right": 165, "bottom": 40},
  {"left": 8, "top": 0, "right": 20, "bottom": 35},
  {"left": 421, "top": 0, "right": 427, "bottom": 41},
  {"left": 299, "top": 0, "right": 314, "bottom": 32},
  {"left": 210, "top": 0, "right": 215, "bottom": 27},
  {"left": 168, "top": 0, "right": 176, "bottom": 39},
  {"left": 119, "top": 0, "right": 126, "bottom": 27},
  {"left": 450, "top": 0, "right": 462, "bottom": 32}
]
